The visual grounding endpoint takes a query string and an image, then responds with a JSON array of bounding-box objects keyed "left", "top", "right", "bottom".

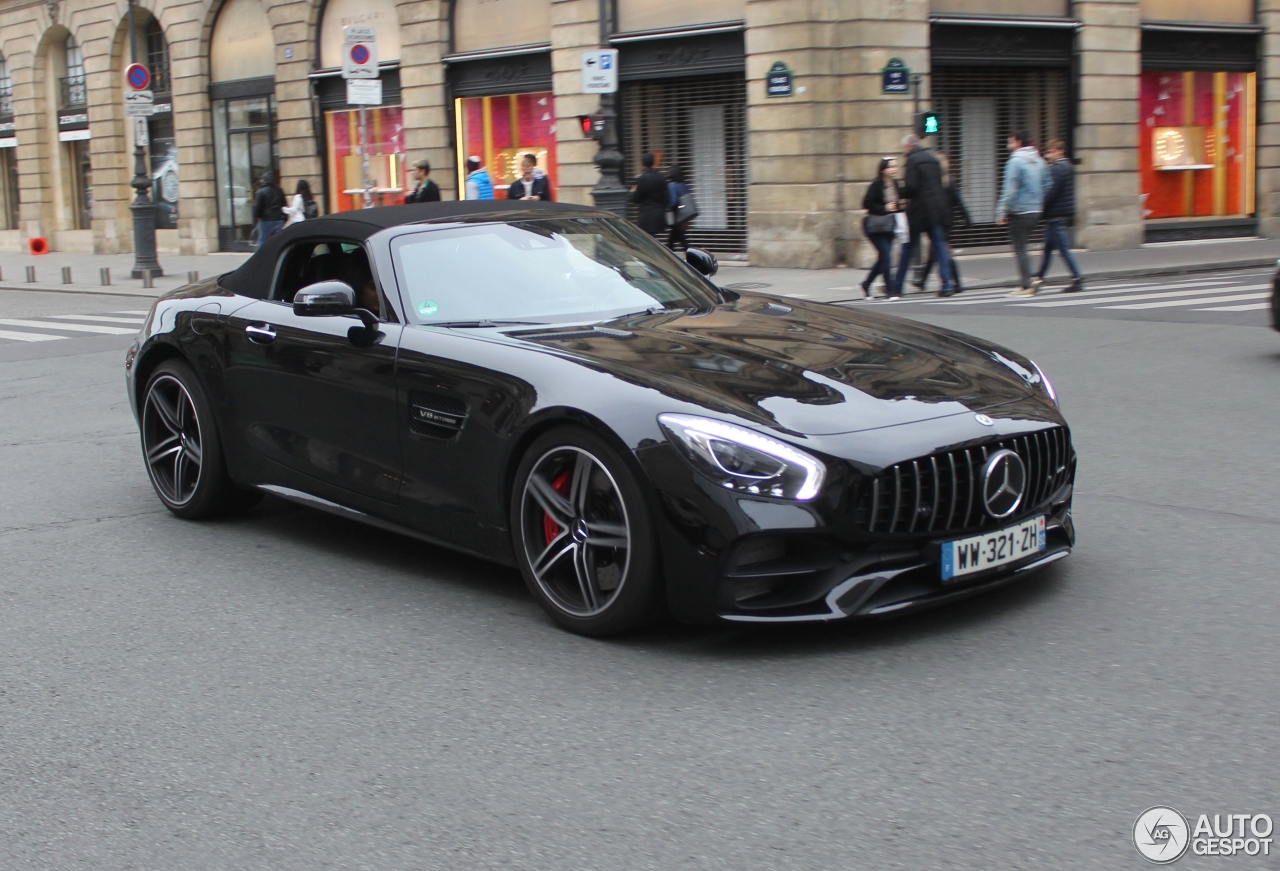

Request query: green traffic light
[{"left": 923, "top": 114, "right": 939, "bottom": 135}]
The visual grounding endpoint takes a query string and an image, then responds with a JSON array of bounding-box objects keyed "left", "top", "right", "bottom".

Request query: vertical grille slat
[{"left": 856, "top": 427, "right": 1072, "bottom": 536}]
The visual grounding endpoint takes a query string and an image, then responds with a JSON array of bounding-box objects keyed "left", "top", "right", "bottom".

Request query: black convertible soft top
[{"left": 218, "top": 199, "right": 602, "bottom": 299}]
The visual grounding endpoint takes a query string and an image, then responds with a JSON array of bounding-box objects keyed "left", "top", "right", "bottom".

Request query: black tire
[
  {"left": 139, "top": 359, "right": 248, "bottom": 518},
  {"left": 510, "top": 426, "right": 665, "bottom": 636}
]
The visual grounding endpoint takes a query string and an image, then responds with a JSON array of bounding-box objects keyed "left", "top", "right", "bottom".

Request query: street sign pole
[
  {"left": 581, "top": 49, "right": 625, "bottom": 218},
  {"left": 360, "top": 104, "right": 372, "bottom": 209},
  {"left": 342, "top": 27, "right": 378, "bottom": 209},
  {"left": 126, "top": 0, "right": 161, "bottom": 278}
]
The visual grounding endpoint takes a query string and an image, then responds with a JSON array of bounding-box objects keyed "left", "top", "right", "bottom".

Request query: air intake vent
[{"left": 408, "top": 392, "right": 468, "bottom": 439}]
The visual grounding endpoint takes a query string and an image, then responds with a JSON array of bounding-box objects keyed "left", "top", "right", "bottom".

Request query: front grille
[{"left": 854, "top": 427, "right": 1073, "bottom": 536}]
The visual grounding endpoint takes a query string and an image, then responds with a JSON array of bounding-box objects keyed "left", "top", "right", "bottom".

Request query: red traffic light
[{"left": 578, "top": 114, "right": 594, "bottom": 137}]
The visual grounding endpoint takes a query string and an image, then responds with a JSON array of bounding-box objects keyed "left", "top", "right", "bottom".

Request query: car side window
[{"left": 273, "top": 240, "right": 396, "bottom": 322}]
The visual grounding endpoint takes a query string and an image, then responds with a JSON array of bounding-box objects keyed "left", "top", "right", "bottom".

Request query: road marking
[
  {"left": 113, "top": 310, "right": 151, "bottom": 315},
  {"left": 45, "top": 314, "right": 146, "bottom": 324},
  {"left": 1103, "top": 292, "right": 1272, "bottom": 310},
  {"left": 927, "top": 279, "right": 1249, "bottom": 306},
  {"left": 0, "top": 329, "right": 66, "bottom": 342},
  {"left": 0, "top": 317, "right": 139, "bottom": 335},
  {"left": 1012, "top": 283, "right": 1270, "bottom": 308},
  {"left": 1194, "top": 302, "right": 1271, "bottom": 312}
]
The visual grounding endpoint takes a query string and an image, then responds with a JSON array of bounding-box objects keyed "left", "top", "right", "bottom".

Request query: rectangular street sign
[
  {"left": 341, "top": 40, "right": 378, "bottom": 79},
  {"left": 581, "top": 49, "right": 618, "bottom": 94},
  {"left": 134, "top": 116, "right": 149, "bottom": 147},
  {"left": 125, "top": 90, "right": 155, "bottom": 117},
  {"left": 343, "top": 25, "right": 376, "bottom": 43},
  {"left": 346, "top": 79, "right": 382, "bottom": 106}
]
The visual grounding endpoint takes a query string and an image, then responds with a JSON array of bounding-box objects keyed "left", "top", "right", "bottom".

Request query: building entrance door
[{"left": 212, "top": 95, "right": 276, "bottom": 251}]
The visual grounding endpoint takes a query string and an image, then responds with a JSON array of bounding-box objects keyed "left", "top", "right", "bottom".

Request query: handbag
[
  {"left": 863, "top": 213, "right": 895, "bottom": 235},
  {"left": 673, "top": 191, "right": 699, "bottom": 224}
]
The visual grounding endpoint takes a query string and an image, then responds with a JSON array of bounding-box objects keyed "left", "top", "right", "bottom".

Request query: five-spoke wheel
[{"left": 512, "top": 428, "right": 662, "bottom": 635}]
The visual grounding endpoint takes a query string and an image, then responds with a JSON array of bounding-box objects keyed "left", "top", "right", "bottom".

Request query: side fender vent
[{"left": 409, "top": 391, "right": 468, "bottom": 439}]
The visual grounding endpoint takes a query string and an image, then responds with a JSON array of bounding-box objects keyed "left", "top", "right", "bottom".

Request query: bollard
[
  {"left": 100, "top": 267, "right": 111, "bottom": 286},
  {"left": 62, "top": 266, "right": 72, "bottom": 284},
  {"left": 0, "top": 266, "right": 4, "bottom": 281},
  {"left": 142, "top": 272, "right": 154, "bottom": 289},
  {"left": 25, "top": 266, "right": 36, "bottom": 283},
  {"left": 187, "top": 271, "right": 199, "bottom": 285}
]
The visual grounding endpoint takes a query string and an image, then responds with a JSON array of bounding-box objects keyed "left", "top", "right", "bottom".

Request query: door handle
[{"left": 245, "top": 323, "right": 276, "bottom": 343}]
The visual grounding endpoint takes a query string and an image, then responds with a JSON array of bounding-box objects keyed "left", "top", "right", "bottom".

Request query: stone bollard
[
  {"left": 62, "top": 267, "right": 72, "bottom": 284},
  {"left": 100, "top": 267, "right": 111, "bottom": 286},
  {"left": 25, "top": 266, "right": 35, "bottom": 283},
  {"left": 142, "top": 272, "right": 154, "bottom": 289},
  {"left": 187, "top": 271, "right": 199, "bottom": 284}
]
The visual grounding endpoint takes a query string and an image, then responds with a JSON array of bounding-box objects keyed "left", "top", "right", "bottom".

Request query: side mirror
[
  {"left": 293, "top": 281, "right": 356, "bottom": 315},
  {"left": 686, "top": 248, "right": 718, "bottom": 277}
]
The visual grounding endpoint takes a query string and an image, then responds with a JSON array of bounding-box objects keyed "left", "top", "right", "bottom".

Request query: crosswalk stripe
[
  {"left": 1010, "top": 283, "right": 1270, "bottom": 308},
  {"left": 45, "top": 314, "right": 146, "bottom": 325},
  {"left": 928, "top": 277, "right": 1261, "bottom": 306},
  {"left": 0, "top": 329, "right": 66, "bottom": 343},
  {"left": 112, "top": 310, "right": 152, "bottom": 315},
  {"left": 1103, "top": 292, "right": 1272, "bottom": 310},
  {"left": 0, "top": 317, "right": 138, "bottom": 335},
  {"left": 1194, "top": 302, "right": 1271, "bottom": 312}
]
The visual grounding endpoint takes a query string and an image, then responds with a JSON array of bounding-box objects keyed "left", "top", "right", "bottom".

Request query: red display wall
[
  {"left": 1139, "top": 70, "right": 1255, "bottom": 220},
  {"left": 456, "top": 92, "right": 558, "bottom": 198},
  {"left": 325, "top": 106, "right": 406, "bottom": 214}
]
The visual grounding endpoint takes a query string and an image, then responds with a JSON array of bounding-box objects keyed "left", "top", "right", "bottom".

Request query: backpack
[{"left": 303, "top": 198, "right": 319, "bottom": 220}]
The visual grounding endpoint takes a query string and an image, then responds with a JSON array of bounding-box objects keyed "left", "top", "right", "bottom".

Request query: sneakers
[
  {"left": 1029, "top": 276, "right": 1043, "bottom": 295},
  {"left": 1007, "top": 287, "right": 1034, "bottom": 297},
  {"left": 1064, "top": 276, "right": 1084, "bottom": 293}
]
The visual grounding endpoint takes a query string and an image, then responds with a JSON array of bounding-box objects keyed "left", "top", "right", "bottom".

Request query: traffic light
[
  {"left": 915, "top": 111, "right": 941, "bottom": 138},
  {"left": 578, "top": 111, "right": 608, "bottom": 140}
]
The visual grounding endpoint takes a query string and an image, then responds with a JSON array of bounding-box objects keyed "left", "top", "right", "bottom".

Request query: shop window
[
  {"left": 146, "top": 18, "right": 171, "bottom": 95},
  {"left": 1140, "top": 71, "right": 1255, "bottom": 220},
  {"left": 324, "top": 106, "right": 405, "bottom": 212},
  {"left": 62, "top": 35, "right": 86, "bottom": 109},
  {"left": 0, "top": 52, "right": 12, "bottom": 116},
  {"left": 454, "top": 93, "right": 557, "bottom": 200},
  {"left": 66, "top": 139, "right": 91, "bottom": 230},
  {"left": 1, "top": 149, "right": 17, "bottom": 230}
]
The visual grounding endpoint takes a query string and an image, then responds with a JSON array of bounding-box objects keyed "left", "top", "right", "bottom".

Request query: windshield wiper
[{"left": 430, "top": 319, "right": 546, "bottom": 328}]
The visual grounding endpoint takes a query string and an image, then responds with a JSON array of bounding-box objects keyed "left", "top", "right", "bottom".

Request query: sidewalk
[{"left": 2, "top": 236, "right": 1277, "bottom": 303}]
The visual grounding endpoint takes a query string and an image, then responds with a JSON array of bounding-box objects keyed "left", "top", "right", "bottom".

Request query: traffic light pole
[
  {"left": 127, "top": 0, "right": 162, "bottom": 278},
  {"left": 589, "top": 93, "right": 627, "bottom": 218}
]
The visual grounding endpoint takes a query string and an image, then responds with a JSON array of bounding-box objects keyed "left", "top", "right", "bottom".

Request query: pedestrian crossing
[
  {"left": 0, "top": 310, "right": 147, "bottom": 344},
  {"left": 842, "top": 270, "right": 1274, "bottom": 324}
]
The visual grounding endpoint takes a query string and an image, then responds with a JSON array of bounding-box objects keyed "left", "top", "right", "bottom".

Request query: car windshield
[{"left": 391, "top": 217, "right": 720, "bottom": 325}]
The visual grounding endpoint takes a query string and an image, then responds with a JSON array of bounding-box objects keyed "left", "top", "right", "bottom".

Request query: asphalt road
[{"left": 0, "top": 282, "right": 1277, "bottom": 869}]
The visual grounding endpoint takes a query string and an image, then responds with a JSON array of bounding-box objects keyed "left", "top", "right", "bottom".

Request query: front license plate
[{"left": 940, "top": 516, "right": 1045, "bottom": 582}]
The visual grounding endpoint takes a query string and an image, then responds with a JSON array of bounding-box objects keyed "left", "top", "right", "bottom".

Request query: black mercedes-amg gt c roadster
[{"left": 126, "top": 201, "right": 1075, "bottom": 635}]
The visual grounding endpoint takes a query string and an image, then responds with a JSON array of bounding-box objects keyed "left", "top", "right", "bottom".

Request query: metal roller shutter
[
  {"left": 932, "top": 67, "right": 1070, "bottom": 248},
  {"left": 620, "top": 73, "right": 748, "bottom": 254}
]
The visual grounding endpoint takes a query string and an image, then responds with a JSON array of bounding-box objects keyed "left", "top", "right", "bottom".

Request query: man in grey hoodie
[{"left": 995, "top": 130, "right": 1048, "bottom": 296}]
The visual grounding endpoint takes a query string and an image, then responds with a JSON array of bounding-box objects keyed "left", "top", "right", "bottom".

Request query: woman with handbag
[
  {"left": 666, "top": 165, "right": 693, "bottom": 251},
  {"left": 861, "top": 157, "right": 901, "bottom": 298}
]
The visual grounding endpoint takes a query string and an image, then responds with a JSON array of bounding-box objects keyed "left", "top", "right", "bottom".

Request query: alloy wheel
[
  {"left": 142, "top": 374, "right": 204, "bottom": 506},
  {"left": 520, "top": 446, "right": 632, "bottom": 618}
]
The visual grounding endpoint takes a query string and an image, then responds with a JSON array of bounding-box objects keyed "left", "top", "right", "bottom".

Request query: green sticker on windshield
[{"left": 417, "top": 300, "right": 439, "bottom": 317}]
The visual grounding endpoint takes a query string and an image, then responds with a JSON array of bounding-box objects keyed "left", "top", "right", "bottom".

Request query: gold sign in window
[{"left": 1152, "top": 126, "right": 1208, "bottom": 169}]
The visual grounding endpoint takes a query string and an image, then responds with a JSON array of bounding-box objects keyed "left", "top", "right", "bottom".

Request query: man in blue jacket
[
  {"left": 995, "top": 130, "right": 1048, "bottom": 297},
  {"left": 1034, "top": 139, "right": 1084, "bottom": 293},
  {"left": 464, "top": 156, "right": 494, "bottom": 200}
]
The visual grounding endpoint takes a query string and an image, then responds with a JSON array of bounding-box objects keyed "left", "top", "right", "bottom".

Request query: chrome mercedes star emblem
[
  {"left": 571, "top": 517, "right": 590, "bottom": 543},
  {"left": 981, "top": 449, "right": 1026, "bottom": 519},
  {"left": 975, "top": 414, "right": 995, "bottom": 426}
]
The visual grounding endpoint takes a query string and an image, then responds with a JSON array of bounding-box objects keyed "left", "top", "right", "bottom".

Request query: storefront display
[
  {"left": 324, "top": 106, "right": 405, "bottom": 211},
  {"left": 454, "top": 93, "right": 558, "bottom": 199},
  {"left": 1139, "top": 70, "right": 1255, "bottom": 220}
]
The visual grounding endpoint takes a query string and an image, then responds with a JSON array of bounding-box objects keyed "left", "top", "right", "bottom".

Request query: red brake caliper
[{"left": 543, "top": 470, "right": 572, "bottom": 545}]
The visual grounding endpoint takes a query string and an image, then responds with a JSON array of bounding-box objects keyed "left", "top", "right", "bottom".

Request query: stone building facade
[{"left": 0, "top": 0, "right": 1273, "bottom": 266}]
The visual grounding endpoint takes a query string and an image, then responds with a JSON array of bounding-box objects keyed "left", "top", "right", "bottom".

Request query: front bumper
[{"left": 637, "top": 430, "right": 1076, "bottom": 625}]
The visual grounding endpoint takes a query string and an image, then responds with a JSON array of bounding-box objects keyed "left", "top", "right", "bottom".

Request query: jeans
[
  {"left": 1007, "top": 212, "right": 1040, "bottom": 290},
  {"left": 256, "top": 220, "right": 284, "bottom": 246},
  {"left": 893, "top": 224, "right": 953, "bottom": 295},
  {"left": 864, "top": 232, "right": 895, "bottom": 292},
  {"left": 1037, "top": 218, "right": 1081, "bottom": 280}
]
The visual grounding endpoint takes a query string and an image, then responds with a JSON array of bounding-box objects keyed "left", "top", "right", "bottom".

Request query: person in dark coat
[
  {"left": 666, "top": 165, "right": 692, "bottom": 251},
  {"left": 405, "top": 159, "right": 441, "bottom": 203},
  {"left": 892, "top": 134, "right": 956, "bottom": 296},
  {"left": 629, "top": 152, "right": 669, "bottom": 237},
  {"left": 860, "top": 156, "right": 900, "bottom": 298},
  {"left": 252, "top": 171, "right": 286, "bottom": 246},
  {"left": 507, "top": 153, "right": 553, "bottom": 201},
  {"left": 914, "top": 154, "right": 971, "bottom": 295},
  {"left": 1034, "top": 139, "right": 1084, "bottom": 293}
]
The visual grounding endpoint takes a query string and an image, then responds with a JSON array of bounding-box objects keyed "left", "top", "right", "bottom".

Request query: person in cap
[
  {"left": 406, "top": 159, "right": 441, "bottom": 203},
  {"left": 464, "top": 156, "right": 494, "bottom": 200}
]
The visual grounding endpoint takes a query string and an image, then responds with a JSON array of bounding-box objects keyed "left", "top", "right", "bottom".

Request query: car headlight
[
  {"left": 1030, "top": 359, "right": 1058, "bottom": 406},
  {"left": 657, "top": 414, "right": 826, "bottom": 501}
]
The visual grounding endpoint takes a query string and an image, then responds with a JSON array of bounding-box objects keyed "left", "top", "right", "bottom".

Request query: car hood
[{"left": 484, "top": 294, "right": 1051, "bottom": 436}]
